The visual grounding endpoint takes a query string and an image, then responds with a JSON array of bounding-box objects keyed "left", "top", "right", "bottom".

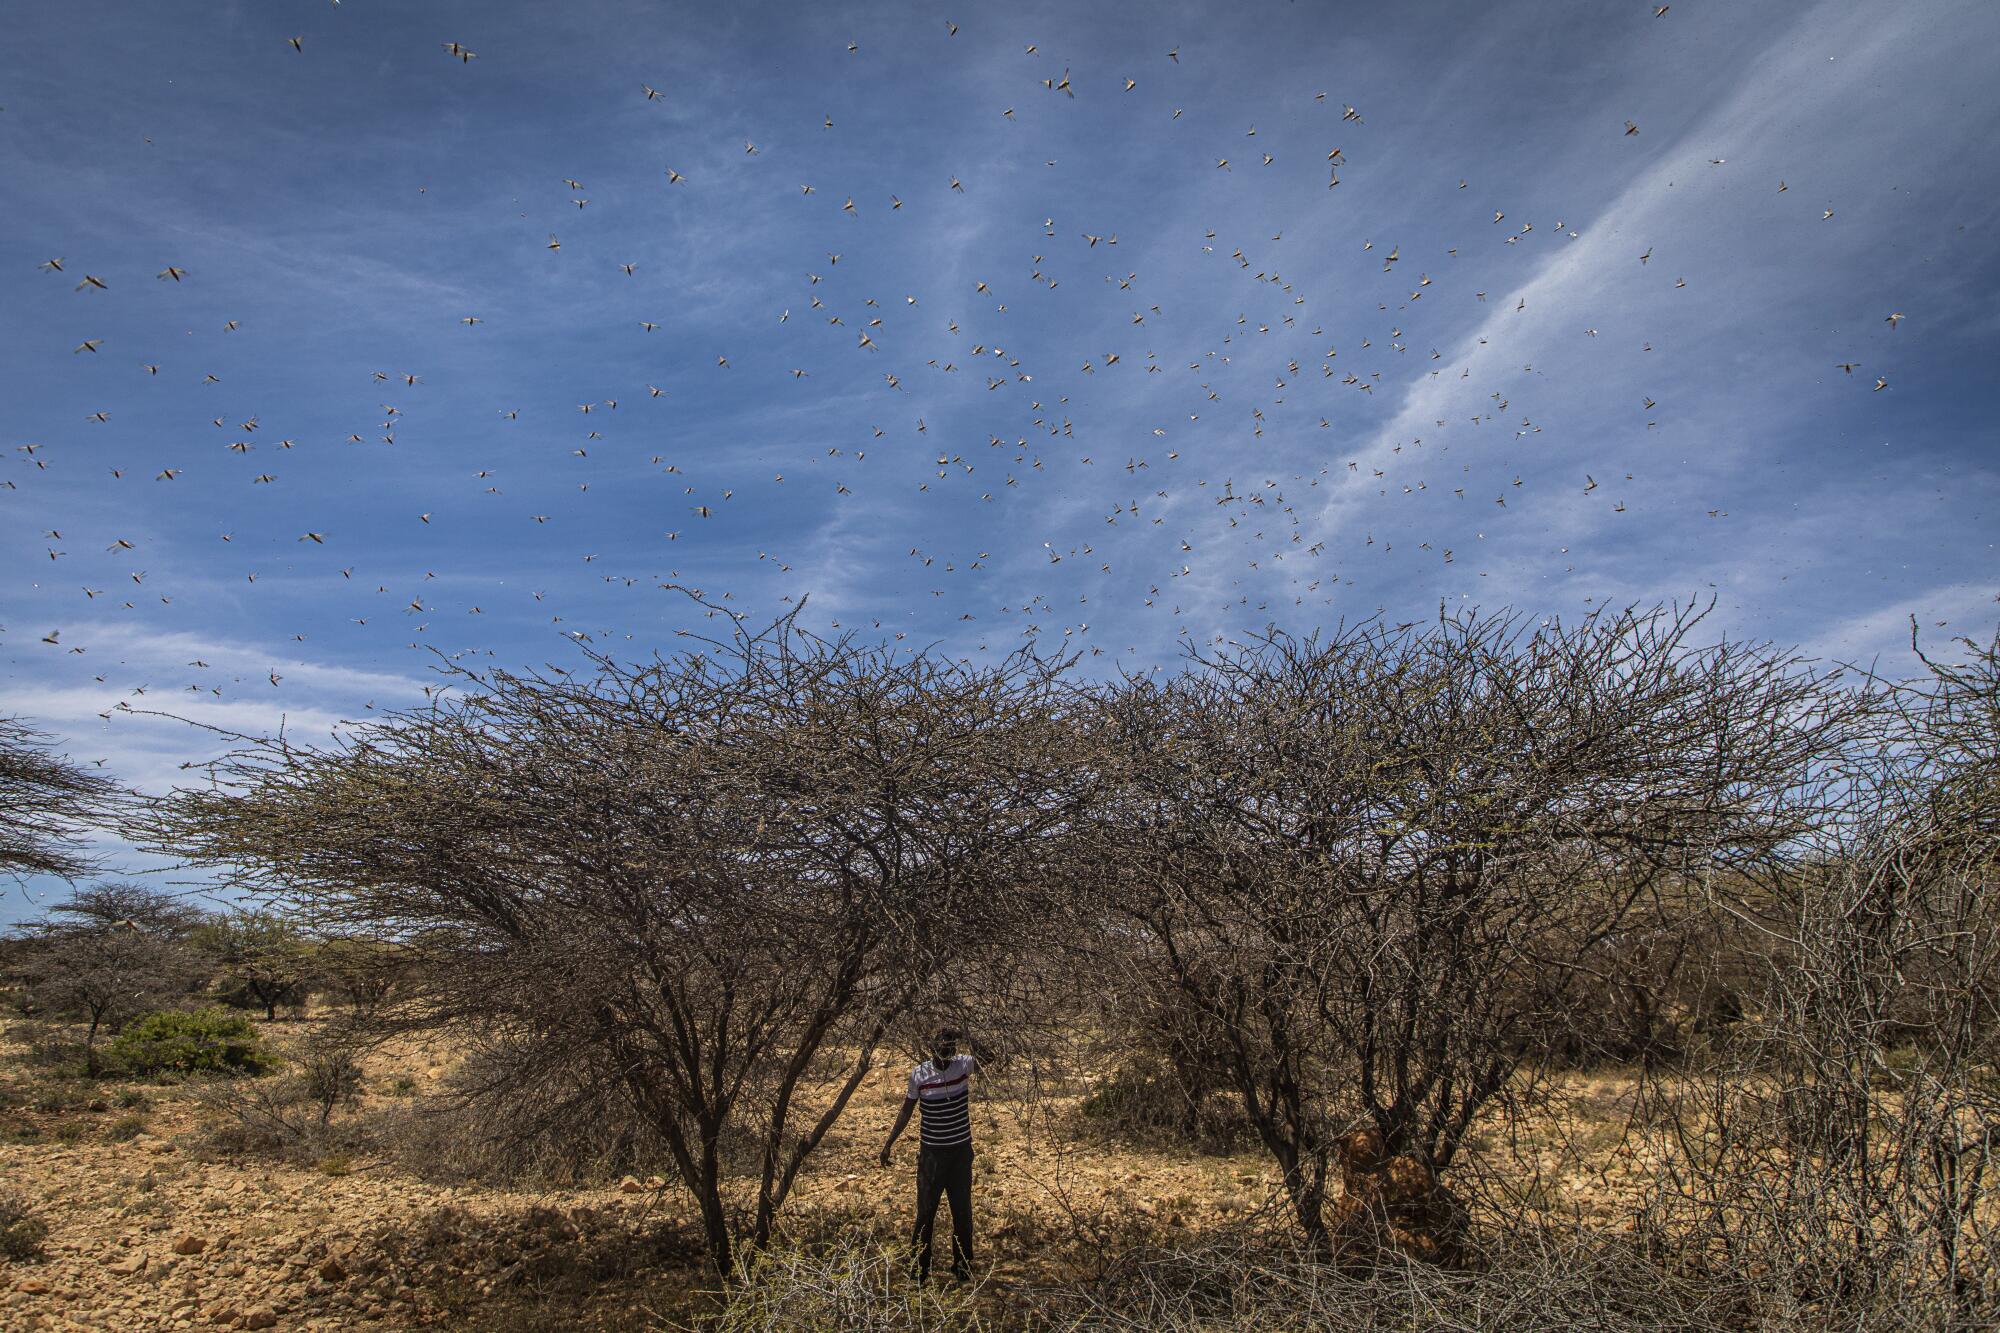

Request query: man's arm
[{"left": 880, "top": 1097, "right": 916, "bottom": 1167}]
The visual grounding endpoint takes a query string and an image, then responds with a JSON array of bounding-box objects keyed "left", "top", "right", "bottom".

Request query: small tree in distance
[
  {"left": 192, "top": 911, "right": 313, "bottom": 1020},
  {"left": 13, "top": 882, "right": 204, "bottom": 1075},
  {"left": 147, "top": 603, "right": 1091, "bottom": 1272},
  {"left": 311, "top": 936, "right": 407, "bottom": 1016}
]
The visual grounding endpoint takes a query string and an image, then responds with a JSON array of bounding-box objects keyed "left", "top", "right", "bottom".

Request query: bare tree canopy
[
  {"left": 143, "top": 607, "right": 1092, "bottom": 1271},
  {"left": 1639, "top": 623, "right": 2000, "bottom": 1313},
  {"left": 0, "top": 715, "right": 117, "bottom": 882},
  {"left": 1080, "top": 605, "right": 1865, "bottom": 1244}
]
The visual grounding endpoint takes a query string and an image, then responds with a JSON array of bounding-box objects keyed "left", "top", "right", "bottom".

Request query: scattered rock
[
  {"left": 242, "top": 1307, "right": 279, "bottom": 1329},
  {"left": 617, "top": 1176, "right": 643, "bottom": 1194},
  {"left": 318, "top": 1255, "right": 348, "bottom": 1283},
  {"left": 105, "top": 1254, "right": 147, "bottom": 1276},
  {"left": 172, "top": 1235, "right": 208, "bottom": 1256}
]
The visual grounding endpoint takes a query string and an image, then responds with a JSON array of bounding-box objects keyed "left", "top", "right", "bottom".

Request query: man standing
[{"left": 880, "top": 1026, "right": 977, "bottom": 1282}]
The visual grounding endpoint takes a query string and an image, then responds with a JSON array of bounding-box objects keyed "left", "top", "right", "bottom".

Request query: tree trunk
[
  {"left": 1260, "top": 1133, "right": 1329, "bottom": 1242},
  {"left": 697, "top": 1178, "right": 732, "bottom": 1275},
  {"left": 753, "top": 1031, "right": 887, "bottom": 1249},
  {"left": 630, "top": 1076, "right": 735, "bottom": 1276},
  {"left": 1284, "top": 1149, "right": 1329, "bottom": 1242}
]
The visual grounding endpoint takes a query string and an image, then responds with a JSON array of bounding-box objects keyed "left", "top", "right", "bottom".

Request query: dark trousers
[{"left": 912, "top": 1143, "right": 974, "bottom": 1279}]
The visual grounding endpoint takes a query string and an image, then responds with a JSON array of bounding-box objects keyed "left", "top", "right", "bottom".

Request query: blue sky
[{"left": 4, "top": 0, "right": 1997, "bottom": 921}]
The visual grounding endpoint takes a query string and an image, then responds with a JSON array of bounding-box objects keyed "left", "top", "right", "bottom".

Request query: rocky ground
[{"left": 0, "top": 1016, "right": 1651, "bottom": 1331}]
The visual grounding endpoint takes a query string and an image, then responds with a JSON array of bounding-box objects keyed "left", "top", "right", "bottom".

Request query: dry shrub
[
  {"left": 1075, "top": 974, "right": 1247, "bottom": 1151},
  {"left": 684, "top": 1232, "right": 988, "bottom": 1332},
  {"left": 198, "top": 1078, "right": 365, "bottom": 1163},
  {"left": 1044, "top": 1227, "right": 1741, "bottom": 1332},
  {"left": 195, "top": 1032, "right": 365, "bottom": 1163},
  {"left": 1633, "top": 626, "right": 2000, "bottom": 1328},
  {"left": 349, "top": 1202, "right": 703, "bottom": 1323},
  {"left": 104, "top": 1112, "right": 147, "bottom": 1141},
  {"left": 0, "top": 1191, "right": 49, "bottom": 1263},
  {"left": 1075, "top": 1057, "right": 1249, "bottom": 1153},
  {"left": 667, "top": 1227, "right": 1766, "bottom": 1332}
]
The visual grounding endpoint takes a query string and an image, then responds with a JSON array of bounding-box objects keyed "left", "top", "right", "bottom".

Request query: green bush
[{"left": 104, "top": 1009, "right": 275, "bottom": 1077}]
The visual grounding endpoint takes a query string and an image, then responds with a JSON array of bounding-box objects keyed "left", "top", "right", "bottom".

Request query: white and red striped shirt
[{"left": 907, "top": 1053, "right": 976, "bottom": 1148}]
